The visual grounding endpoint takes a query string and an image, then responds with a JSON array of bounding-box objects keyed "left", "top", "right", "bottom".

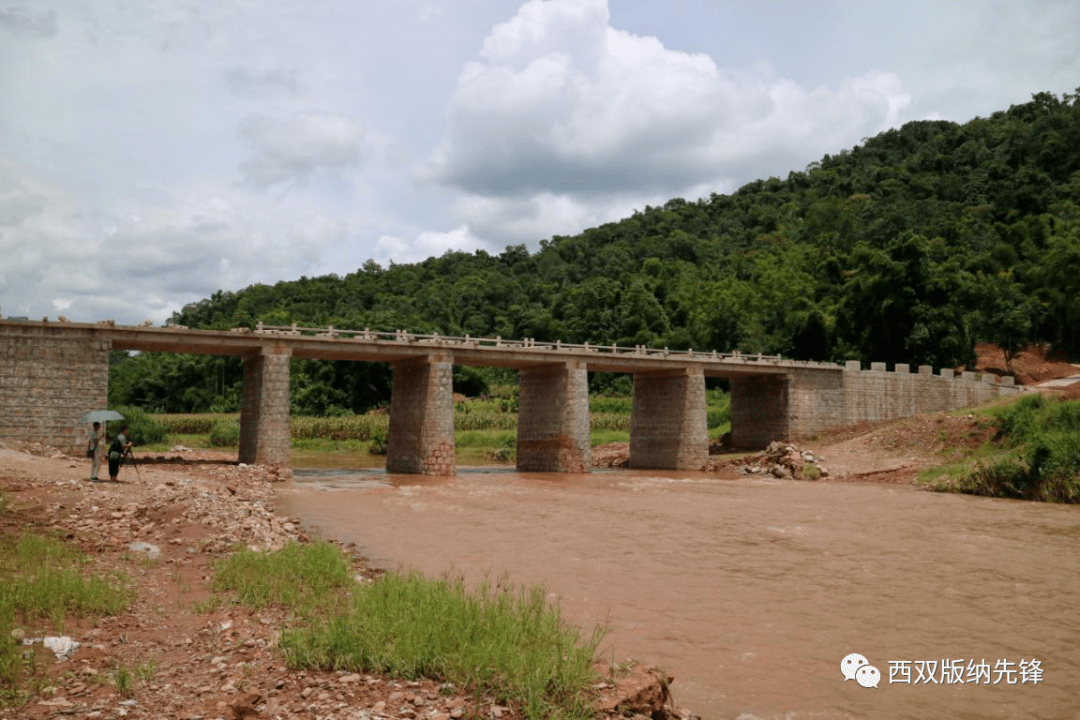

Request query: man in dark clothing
[{"left": 107, "top": 424, "right": 133, "bottom": 482}]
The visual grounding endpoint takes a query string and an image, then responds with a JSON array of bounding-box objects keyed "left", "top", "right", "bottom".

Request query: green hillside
[{"left": 111, "top": 90, "right": 1080, "bottom": 415}]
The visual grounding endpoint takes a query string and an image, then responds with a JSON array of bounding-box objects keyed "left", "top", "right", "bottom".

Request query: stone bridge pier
[
  {"left": 386, "top": 354, "right": 456, "bottom": 475},
  {"left": 629, "top": 368, "right": 708, "bottom": 470},
  {"left": 517, "top": 360, "right": 591, "bottom": 472}
]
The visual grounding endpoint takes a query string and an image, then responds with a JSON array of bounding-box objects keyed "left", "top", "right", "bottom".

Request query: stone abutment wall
[
  {"left": 782, "top": 361, "right": 1019, "bottom": 443},
  {"left": 0, "top": 324, "right": 110, "bottom": 453}
]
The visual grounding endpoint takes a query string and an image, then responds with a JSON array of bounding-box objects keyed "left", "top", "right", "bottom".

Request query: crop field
[{"left": 146, "top": 388, "right": 730, "bottom": 464}]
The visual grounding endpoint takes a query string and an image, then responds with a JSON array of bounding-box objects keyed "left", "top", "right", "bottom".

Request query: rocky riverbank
[{"left": 0, "top": 442, "right": 686, "bottom": 720}]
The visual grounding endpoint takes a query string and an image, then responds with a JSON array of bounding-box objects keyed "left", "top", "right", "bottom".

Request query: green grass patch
[
  {"left": 590, "top": 430, "right": 629, "bottom": 446},
  {"left": 282, "top": 571, "right": 602, "bottom": 720},
  {"left": 212, "top": 542, "right": 603, "bottom": 720},
  {"left": 211, "top": 541, "right": 354, "bottom": 615},
  {"left": 0, "top": 532, "right": 130, "bottom": 702},
  {"left": 927, "top": 395, "right": 1080, "bottom": 502}
]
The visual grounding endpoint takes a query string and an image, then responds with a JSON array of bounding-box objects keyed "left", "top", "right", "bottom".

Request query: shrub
[
  {"left": 111, "top": 406, "right": 167, "bottom": 446},
  {"left": 208, "top": 419, "right": 241, "bottom": 447},
  {"left": 368, "top": 430, "right": 388, "bottom": 456}
]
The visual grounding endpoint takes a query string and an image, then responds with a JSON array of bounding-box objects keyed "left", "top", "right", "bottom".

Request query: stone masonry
[
  {"left": 729, "top": 374, "right": 791, "bottom": 450},
  {"left": 517, "top": 361, "right": 591, "bottom": 472},
  {"left": 238, "top": 347, "right": 292, "bottom": 467},
  {"left": 386, "top": 354, "right": 456, "bottom": 476},
  {"left": 780, "top": 361, "right": 1018, "bottom": 446},
  {"left": 629, "top": 368, "right": 708, "bottom": 469},
  {"left": 0, "top": 323, "right": 110, "bottom": 454},
  {"left": 0, "top": 321, "right": 1025, "bottom": 469}
]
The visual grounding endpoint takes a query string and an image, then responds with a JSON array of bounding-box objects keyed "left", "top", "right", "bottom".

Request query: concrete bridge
[{"left": 0, "top": 318, "right": 1019, "bottom": 475}]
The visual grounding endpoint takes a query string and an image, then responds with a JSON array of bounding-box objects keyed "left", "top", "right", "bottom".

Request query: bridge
[{"left": 0, "top": 318, "right": 1019, "bottom": 475}]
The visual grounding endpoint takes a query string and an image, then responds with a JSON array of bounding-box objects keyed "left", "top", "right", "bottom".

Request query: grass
[
  {"left": 211, "top": 541, "right": 354, "bottom": 615},
  {"left": 926, "top": 394, "right": 1080, "bottom": 502},
  {"left": 0, "top": 531, "right": 130, "bottom": 702},
  {"left": 212, "top": 541, "right": 604, "bottom": 720}
]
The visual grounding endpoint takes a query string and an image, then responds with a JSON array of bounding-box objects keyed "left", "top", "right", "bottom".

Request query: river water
[{"left": 276, "top": 465, "right": 1080, "bottom": 719}]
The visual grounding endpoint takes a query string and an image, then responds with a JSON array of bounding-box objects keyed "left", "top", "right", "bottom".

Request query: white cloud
[
  {"left": 375, "top": 225, "right": 492, "bottom": 265},
  {"left": 225, "top": 67, "right": 301, "bottom": 99},
  {"left": 0, "top": 6, "right": 58, "bottom": 38},
  {"left": 422, "top": 0, "right": 911, "bottom": 243},
  {"left": 239, "top": 112, "right": 370, "bottom": 189}
]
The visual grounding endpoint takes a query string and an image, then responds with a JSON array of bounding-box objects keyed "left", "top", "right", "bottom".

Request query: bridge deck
[{"left": 89, "top": 321, "right": 843, "bottom": 377}]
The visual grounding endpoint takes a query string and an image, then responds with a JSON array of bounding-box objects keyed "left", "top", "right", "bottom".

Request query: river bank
[{"left": 0, "top": 442, "right": 680, "bottom": 720}]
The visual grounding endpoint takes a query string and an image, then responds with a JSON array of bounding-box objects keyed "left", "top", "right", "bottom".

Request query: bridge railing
[{"left": 244, "top": 322, "right": 840, "bottom": 368}]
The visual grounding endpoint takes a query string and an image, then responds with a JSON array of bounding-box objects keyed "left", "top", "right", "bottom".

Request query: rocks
[
  {"left": 735, "top": 441, "right": 829, "bottom": 480},
  {"left": 21, "top": 636, "right": 81, "bottom": 660},
  {"left": 592, "top": 661, "right": 699, "bottom": 720},
  {"left": 127, "top": 541, "right": 161, "bottom": 560},
  {"left": 590, "top": 442, "right": 629, "bottom": 467}
]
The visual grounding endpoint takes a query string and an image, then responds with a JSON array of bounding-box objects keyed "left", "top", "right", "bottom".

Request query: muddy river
[{"left": 277, "top": 465, "right": 1079, "bottom": 719}]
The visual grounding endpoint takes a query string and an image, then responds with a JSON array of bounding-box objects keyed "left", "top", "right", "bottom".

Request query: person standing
[
  {"left": 89, "top": 421, "right": 106, "bottom": 481},
  {"left": 108, "top": 424, "right": 133, "bottom": 482}
]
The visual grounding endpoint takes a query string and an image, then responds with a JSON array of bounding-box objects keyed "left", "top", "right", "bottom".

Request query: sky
[{"left": 1, "top": 0, "right": 1077, "bottom": 326}]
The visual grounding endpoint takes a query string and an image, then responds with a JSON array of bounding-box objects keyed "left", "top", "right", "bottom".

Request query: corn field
[{"left": 156, "top": 405, "right": 633, "bottom": 441}]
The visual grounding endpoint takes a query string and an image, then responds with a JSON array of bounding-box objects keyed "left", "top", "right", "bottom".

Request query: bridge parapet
[{"left": 249, "top": 322, "right": 845, "bottom": 370}]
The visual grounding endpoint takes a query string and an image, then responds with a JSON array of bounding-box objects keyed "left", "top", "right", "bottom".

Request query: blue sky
[{"left": 2, "top": 0, "right": 1077, "bottom": 325}]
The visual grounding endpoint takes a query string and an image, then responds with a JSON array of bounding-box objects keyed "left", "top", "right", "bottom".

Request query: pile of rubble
[
  {"left": 48, "top": 462, "right": 306, "bottom": 556},
  {"left": 733, "top": 441, "right": 830, "bottom": 481},
  {"left": 590, "top": 442, "right": 630, "bottom": 467}
]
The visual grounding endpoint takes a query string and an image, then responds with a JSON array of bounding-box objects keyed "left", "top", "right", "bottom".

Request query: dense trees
[{"left": 111, "top": 90, "right": 1080, "bottom": 414}]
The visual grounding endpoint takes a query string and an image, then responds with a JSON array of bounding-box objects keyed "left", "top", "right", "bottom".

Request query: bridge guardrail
[{"left": 246, "top": 322, "right": 840, "bottom": 368}]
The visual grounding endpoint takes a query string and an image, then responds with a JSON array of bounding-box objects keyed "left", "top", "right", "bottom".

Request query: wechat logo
[{"left": 842, "top": 653, "right": 881, "bottom": 688}]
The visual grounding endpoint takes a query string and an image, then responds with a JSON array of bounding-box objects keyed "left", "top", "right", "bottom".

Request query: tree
[{"left": 976, "top": 270, "right": 1039, "bottom": 374}]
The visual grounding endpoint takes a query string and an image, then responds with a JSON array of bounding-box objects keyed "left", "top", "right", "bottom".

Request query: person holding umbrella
[
  {"left": 80, "top": 410, "right": 127, "bottom": 483},
  {"left": 89, "top": 421, "right": 106, "bottom": 481}
]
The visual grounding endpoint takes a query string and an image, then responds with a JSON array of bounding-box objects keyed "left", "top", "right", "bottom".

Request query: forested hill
[{"left": 113, "top": 91, "right": 1080, "bottom": 414}]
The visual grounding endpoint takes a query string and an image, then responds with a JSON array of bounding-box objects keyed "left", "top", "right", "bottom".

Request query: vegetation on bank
[
  {"left": 927, "top": 395, "right": 1080, "bottom": 502},
  {"left": 0, "top": 531, "right": 130, "bottom": 702},
  {"left": 108, "top": 91, "right": 1080, "bottom": 417},
  {"left": 138, "top": 387, "right": 732, "bottom": 464},
  {"left": 0, "top": 507, "right": 605, "bottom": 716},
  {"left": 213, "top": 542, "right": 603, "bottom": 720}
]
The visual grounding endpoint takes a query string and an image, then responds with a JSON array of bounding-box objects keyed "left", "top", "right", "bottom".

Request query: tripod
[{"left": 121, "top": 446, "right": 142, "bottom": 482}]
